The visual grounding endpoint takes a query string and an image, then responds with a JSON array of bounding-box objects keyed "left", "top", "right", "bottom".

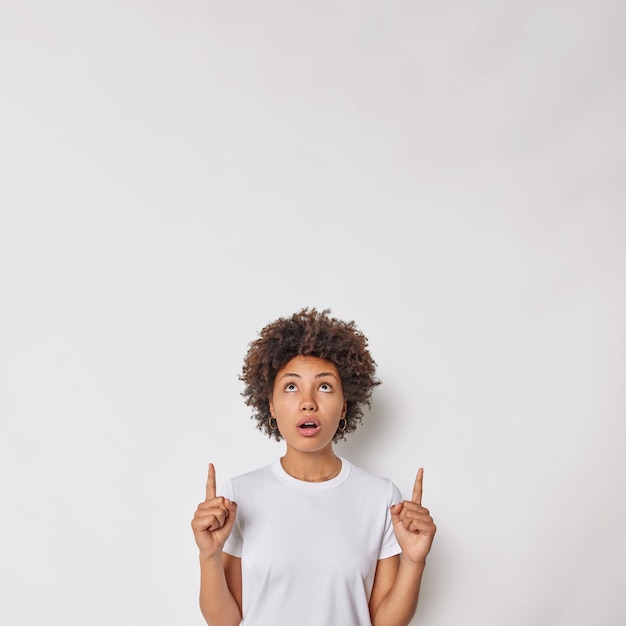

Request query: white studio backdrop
[{"left": 1, "top": 1, "right": 625, "bottom": 625}]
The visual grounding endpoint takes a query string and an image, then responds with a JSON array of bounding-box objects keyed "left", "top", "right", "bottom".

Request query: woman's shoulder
[
  {"left": 230, "top": 463, "right": 274, "bottom": 485},
  {"left": 344, "top": 460, "right": 401, "bottom": 495},
  {"left": 217, "top": 463, "right": 274, "bottom": 496},
  {"left": 339, "top": 460, "right": 403, "bottom": 510}
]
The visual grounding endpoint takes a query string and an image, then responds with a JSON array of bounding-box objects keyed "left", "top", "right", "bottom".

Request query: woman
[{"left": 191, "top": 308, "right": 436, "bottom": 626}]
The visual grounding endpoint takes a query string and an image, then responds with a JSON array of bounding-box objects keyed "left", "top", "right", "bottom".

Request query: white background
[{"left": 1, "top": 1, "right": 625, "bottom": 624}]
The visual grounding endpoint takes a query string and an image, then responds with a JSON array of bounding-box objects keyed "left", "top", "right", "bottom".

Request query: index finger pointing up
[
  {"left": 206, "top": 463, "right": 217, "bottom": 500},
  {"left": 411, "top": 468, "right": 424, "bottom": 505}
]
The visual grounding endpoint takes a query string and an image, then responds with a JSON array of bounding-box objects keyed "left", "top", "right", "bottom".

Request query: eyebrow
[{"left": 278, "top": 372, "right": 339, "bottom": 381}]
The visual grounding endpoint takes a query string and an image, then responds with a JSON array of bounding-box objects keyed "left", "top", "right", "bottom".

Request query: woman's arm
[
  {"left": 198, "top": 553, "right": 242, "bottom": 626},
  {"left": 192, "top": 464, "right": 243, "bottom": 626},
  {"left": 369, "top": 468, "right": 436, "bottom": 626},
  {"left": 369, "top": 555, "right": 426, "bottom": 626}
]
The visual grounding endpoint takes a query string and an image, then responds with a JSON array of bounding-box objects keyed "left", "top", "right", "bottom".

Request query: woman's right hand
[{"left": 191, "top": 463, "right": 238, "bottom": 558}]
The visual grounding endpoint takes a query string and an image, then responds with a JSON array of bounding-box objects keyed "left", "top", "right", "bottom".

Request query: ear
[
  {"left": 342, "top": 402, "right": 347, "bottom": 417},
  {"left": 269, "top": 396, "right": 275, "bottom": 416}
]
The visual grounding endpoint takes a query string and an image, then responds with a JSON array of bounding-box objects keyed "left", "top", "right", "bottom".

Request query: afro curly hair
[{"left": 240, "top": 308, "right": 380, "bottom": 441}]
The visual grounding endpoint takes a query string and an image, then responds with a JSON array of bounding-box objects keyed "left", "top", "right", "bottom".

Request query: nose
[{"left": 300, "top": 393, "right": 317, "bottom": 412}]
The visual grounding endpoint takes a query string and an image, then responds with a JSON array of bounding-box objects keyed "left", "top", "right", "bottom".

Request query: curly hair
[{"left": 240, "top": 308, "right": 380, "bottom": 442}]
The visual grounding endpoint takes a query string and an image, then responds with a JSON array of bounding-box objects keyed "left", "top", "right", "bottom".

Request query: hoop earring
[
  {"left": 268, "top": 416, "right": 278, "bottom": 431},
  {"left": 338, "top": 417, "right": 347, "bottom": 432}
]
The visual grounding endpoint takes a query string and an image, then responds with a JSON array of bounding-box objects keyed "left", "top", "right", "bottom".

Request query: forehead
[{"left": 275, "top": 355, "right": 340, "bottom": 378}]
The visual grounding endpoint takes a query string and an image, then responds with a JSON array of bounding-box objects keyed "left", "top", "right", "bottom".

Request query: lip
[
  {"left": 296, "top": 418, "right": 321, "bottom": 437},
  {"left": 296, "top": 425, "right": 321, "bottom": 437}
]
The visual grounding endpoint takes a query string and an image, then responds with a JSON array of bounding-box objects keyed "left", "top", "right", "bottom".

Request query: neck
[{"left": 281, "top": 448, "right": 341, "bottom": 482}]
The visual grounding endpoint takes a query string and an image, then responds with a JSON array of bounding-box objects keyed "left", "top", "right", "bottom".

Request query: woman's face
[{"left": 269, "top": 355, "right": 347, "bottom": 454}]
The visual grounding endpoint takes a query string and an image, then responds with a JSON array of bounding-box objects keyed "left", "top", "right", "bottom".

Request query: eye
[
  {"left": 284, "top": 383, "right": 298, "bottom": 392},
  {"left": 319, "top": 383, "right": 333, "bottom": 392}
]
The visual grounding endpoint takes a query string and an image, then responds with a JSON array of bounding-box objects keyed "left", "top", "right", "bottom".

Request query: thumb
[
  {"left": 222, "top": 499, "right": 238, "bottom": 531},
  {"left": 390, "top": 501, "right": 403, "bottom": 525}
]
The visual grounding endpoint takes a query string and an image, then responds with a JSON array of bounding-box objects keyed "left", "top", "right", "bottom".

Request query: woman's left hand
[{"left": 390, "top": 468, "right": 437, "bottom": 565}]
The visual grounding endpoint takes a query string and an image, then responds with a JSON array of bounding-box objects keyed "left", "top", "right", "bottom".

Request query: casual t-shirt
[{"left": 221, "top": 458, "right": 402, "bottom": 626}]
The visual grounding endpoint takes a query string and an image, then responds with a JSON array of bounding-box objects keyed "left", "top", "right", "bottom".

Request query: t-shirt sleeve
[
  {"left": 220, "top": 479, "right": 243, "bottom": 558},
  {"left": 378, "top": 481, "right": 402, "bottom": 560}
]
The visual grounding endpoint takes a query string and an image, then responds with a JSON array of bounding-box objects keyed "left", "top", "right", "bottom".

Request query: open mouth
[{"left": 296, "top": 420, "right": 321, "bottom": 436}]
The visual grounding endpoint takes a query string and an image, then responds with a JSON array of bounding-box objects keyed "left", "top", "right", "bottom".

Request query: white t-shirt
[{"left": 221, "top": 458, "right": 402, "bottom": 626}]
